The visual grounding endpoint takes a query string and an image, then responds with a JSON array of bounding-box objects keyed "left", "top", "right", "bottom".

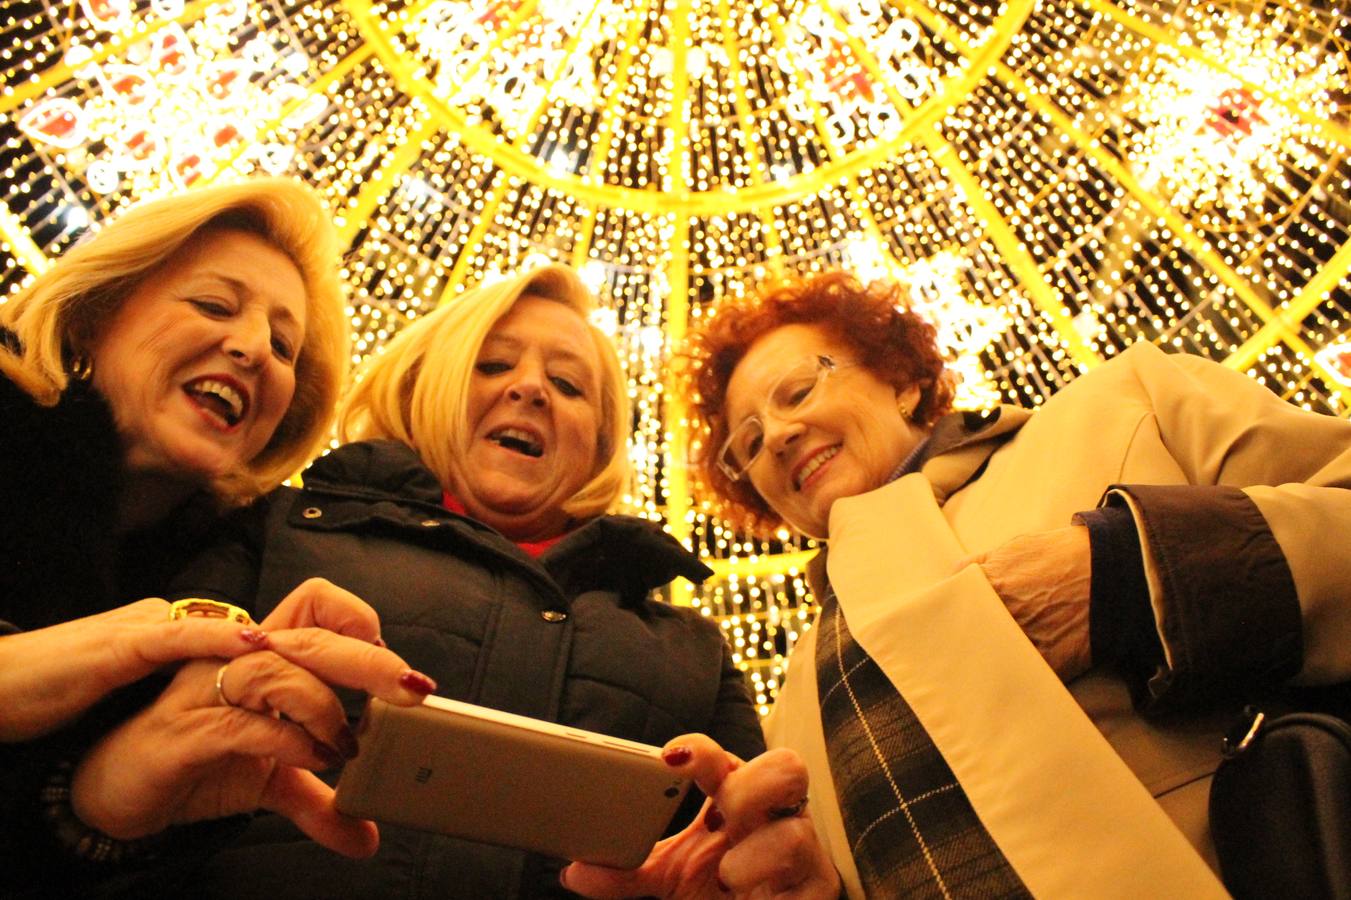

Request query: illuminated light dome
[{"left": 3, "top": 0, "right": 1347, "bottom": 711}]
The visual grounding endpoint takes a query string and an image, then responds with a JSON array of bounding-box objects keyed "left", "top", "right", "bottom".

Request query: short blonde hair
[
  {"left": 0, "top": 177, "right": 349, "bottom": 504},
  {"left": 339, "top": 264, "right": 629, "bottom": 520}
]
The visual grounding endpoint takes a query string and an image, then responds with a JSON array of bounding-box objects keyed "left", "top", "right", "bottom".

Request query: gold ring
[
  {"left": 214, "top": 663, "right": 238, "bottom": 708},
  {"left": 169, "top": 598, "right": 254, "bottom": 626}
]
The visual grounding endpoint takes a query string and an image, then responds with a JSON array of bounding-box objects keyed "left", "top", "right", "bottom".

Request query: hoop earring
[{"left": 69, "top": 354, "right": 94, "bottom": 382}]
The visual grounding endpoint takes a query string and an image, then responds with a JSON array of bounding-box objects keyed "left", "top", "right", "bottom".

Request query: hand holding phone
[{"left": 335, "top": 696, "right": 691, "bottom": 867}]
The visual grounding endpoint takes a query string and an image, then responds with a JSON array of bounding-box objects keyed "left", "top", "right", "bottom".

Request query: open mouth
[
  {"left": 488, "top": 426, "right": 544, "bottom": 458},
  {"left": 184, "top": 376, "right": 248, "bottom": 428}
]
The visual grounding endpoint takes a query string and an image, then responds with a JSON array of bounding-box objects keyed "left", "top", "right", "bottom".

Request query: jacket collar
[
  {"left": 302, "top": 439, "right": 447, "bottom": 506},
  {"left": 804, "top": 405, "right": 1031, "bottom": 598},
  {"left": 543, "top": 515, "right": 713, "bottom": 599},
  {"left": 917, "top": 406, "right": 1030, "bottom": 503},
  {"left": 299, "top": 440, "right": 712, "bottom": 604}
]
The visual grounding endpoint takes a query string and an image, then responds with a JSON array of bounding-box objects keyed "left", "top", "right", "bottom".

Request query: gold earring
[{"left": 69, "top": 355, "right": 94, "bottom": 382}]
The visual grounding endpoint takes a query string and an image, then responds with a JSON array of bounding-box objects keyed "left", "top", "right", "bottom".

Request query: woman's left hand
[
  {"left": 961, "top": 525, "right": 1092, "bottom": 681},
  {"left": 0, "top": 598, "right": 271, "bottom": 742},
  {"left": 69, "top": 579, "right": 435, "bottom": 858}
]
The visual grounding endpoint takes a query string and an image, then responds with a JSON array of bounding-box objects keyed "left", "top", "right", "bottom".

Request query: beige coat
[{"left": 764, "top": 341, "right": 1351, "bottom": 898}]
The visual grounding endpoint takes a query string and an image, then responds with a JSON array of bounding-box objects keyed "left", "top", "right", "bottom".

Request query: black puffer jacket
[{"left": 174, "top": 439, "right": 764, "bottom": 899}]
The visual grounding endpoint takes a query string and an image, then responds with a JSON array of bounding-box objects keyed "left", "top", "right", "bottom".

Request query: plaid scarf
[{"left": 815, "top": 587, "right": 1031, "bottom": 898}]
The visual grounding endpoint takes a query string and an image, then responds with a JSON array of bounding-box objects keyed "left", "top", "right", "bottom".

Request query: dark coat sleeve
[
  {"left": 0, "top": 696, "right": 72, "bottom": 897},
  {"left": 1103, "top": 345, "right": 1351, "bottom": 710},
  {"left": 0, "top": 374, "right": 123, "bottom": 629},
  {"left": 0, "top": 657, "right": 246, "bottom": 899},
  {"left": 1093, "top": 483, "right": 1302, "bottom": 714},
  {"left": 706, "top": 639, "right": 767, "bottom": 763},
  {"left": 662, "top": 634, "right": 765, "bottom": 836},
  {"left": 164, "top": 497, "right": 276, "bottom": 613},
  {"left": 0, "top": 374, "right": 127, "bottom": 896}
]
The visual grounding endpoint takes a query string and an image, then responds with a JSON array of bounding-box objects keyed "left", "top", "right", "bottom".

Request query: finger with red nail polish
[
  {"left": 705, "top": 805, "right": 725, "bottom": 832},
  {"left": 398, "top": 669, "right": 436, "bottom": 695},
  {"left": 239, "top": 628, "right": 269, "bottom": 647},
  {"left": 662, "top": 745, "right": 692, "bottom": 766}
]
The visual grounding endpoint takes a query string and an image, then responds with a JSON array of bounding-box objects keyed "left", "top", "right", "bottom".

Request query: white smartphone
[{"left": 334, "top": 695, "right": 692, "bottom": 868}]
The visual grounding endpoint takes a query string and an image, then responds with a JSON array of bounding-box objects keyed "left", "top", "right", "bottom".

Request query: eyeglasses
[{"left": 717, "top": 354, "right": 852, "bottom": 482}]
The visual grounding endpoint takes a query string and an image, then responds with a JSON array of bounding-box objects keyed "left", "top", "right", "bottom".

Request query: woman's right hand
[
  {"left": 960, "top": 525, "right": 1093, "bottom": 681},
  {"left": 561, "top": 735, "right": 841, "bottom": 899},
  {"left": 68, "top": 578, "right": 437, "bottom": 858},
  {"left": 0, "top": 598, "right": 272, "bottom": 742}
]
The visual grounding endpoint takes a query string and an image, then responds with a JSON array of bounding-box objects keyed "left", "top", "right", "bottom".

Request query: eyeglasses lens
[{"left": 720, "top": 357, "right": 831, "bottom": 480}]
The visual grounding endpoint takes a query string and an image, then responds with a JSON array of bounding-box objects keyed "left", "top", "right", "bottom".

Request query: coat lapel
[{"left": 805, "top": 475, "right": 1225, "bottom": 897}]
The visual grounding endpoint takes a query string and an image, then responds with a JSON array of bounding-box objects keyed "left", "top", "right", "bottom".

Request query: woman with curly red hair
[
  {"left": 687, "top": 269, "right": 954, "bottom": 539},
  {"left": 566, "top": 267, "right": 1351, "bottom": 899}
]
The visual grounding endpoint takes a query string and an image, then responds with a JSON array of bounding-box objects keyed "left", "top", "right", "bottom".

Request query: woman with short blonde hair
[
  {"left": 340, "top": 263, "right": 630, "bottom": 520},
  {"left": 164, "top": 263, "right": 763, "bottom": 898}
]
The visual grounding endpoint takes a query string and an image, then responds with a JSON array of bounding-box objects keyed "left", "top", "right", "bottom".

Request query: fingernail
[
  {"left": 661, "top": 745, "right": 692, "bottom": 766},
  {"left": 373, "top": 636, "right": 387, "bottom": 649},
  {"left": 557, "top": 866, "right": 571, "bottom": 889},
  {"left": 335, "top": 725, "right": 360, "bottom": 760},
  {"left": 398, "top": 670, "right": 437, "bottom": 695},
  {"left": 769, "top": 797, "right": 808, "bottom": 819},
  {"left": 239, "top": 628, "right": 269, "bottom": 647},
  {"left": 313, "top": 741, "right": 345, "bottom": 769},
  {"left": 704, "top": 805, "right": 724, "bottom": 832}
]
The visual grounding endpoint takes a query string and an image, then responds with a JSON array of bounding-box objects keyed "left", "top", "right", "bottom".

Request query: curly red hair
[{"left": 685, "top": 270, "right": 955, "bottom": 536}]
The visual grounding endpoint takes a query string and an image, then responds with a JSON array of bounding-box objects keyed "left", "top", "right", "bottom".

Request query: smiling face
[
  {"left": 452, "top": 295, "right": 604, "bottom": 541},
  {"left": 723, "top": 322, "right": 924, "bottom": 539},
  {"left": 90, "top": 227, "right": 306, "bottom": 490}
]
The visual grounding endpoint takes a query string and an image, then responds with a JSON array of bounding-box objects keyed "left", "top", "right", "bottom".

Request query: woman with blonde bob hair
[
  {"left": 1, "top": 179, "right": 435, "bottom": 897},
  {"left": 1, "top": 176, "right": 349, "bottom": 503},
  {"left": 164, "top": 263, "right": 764, "bottom": 899},
  {"left": 339, "top": 263, "right": 629, "bottom": 524}
]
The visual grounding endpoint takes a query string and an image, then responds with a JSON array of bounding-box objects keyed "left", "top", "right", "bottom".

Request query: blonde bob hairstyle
[
  {"left": 338, "top": 264, "right": 630, "bottom": 521},
  {"left": 0, "top": 177, "right": 349, "bottom": 505}
]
